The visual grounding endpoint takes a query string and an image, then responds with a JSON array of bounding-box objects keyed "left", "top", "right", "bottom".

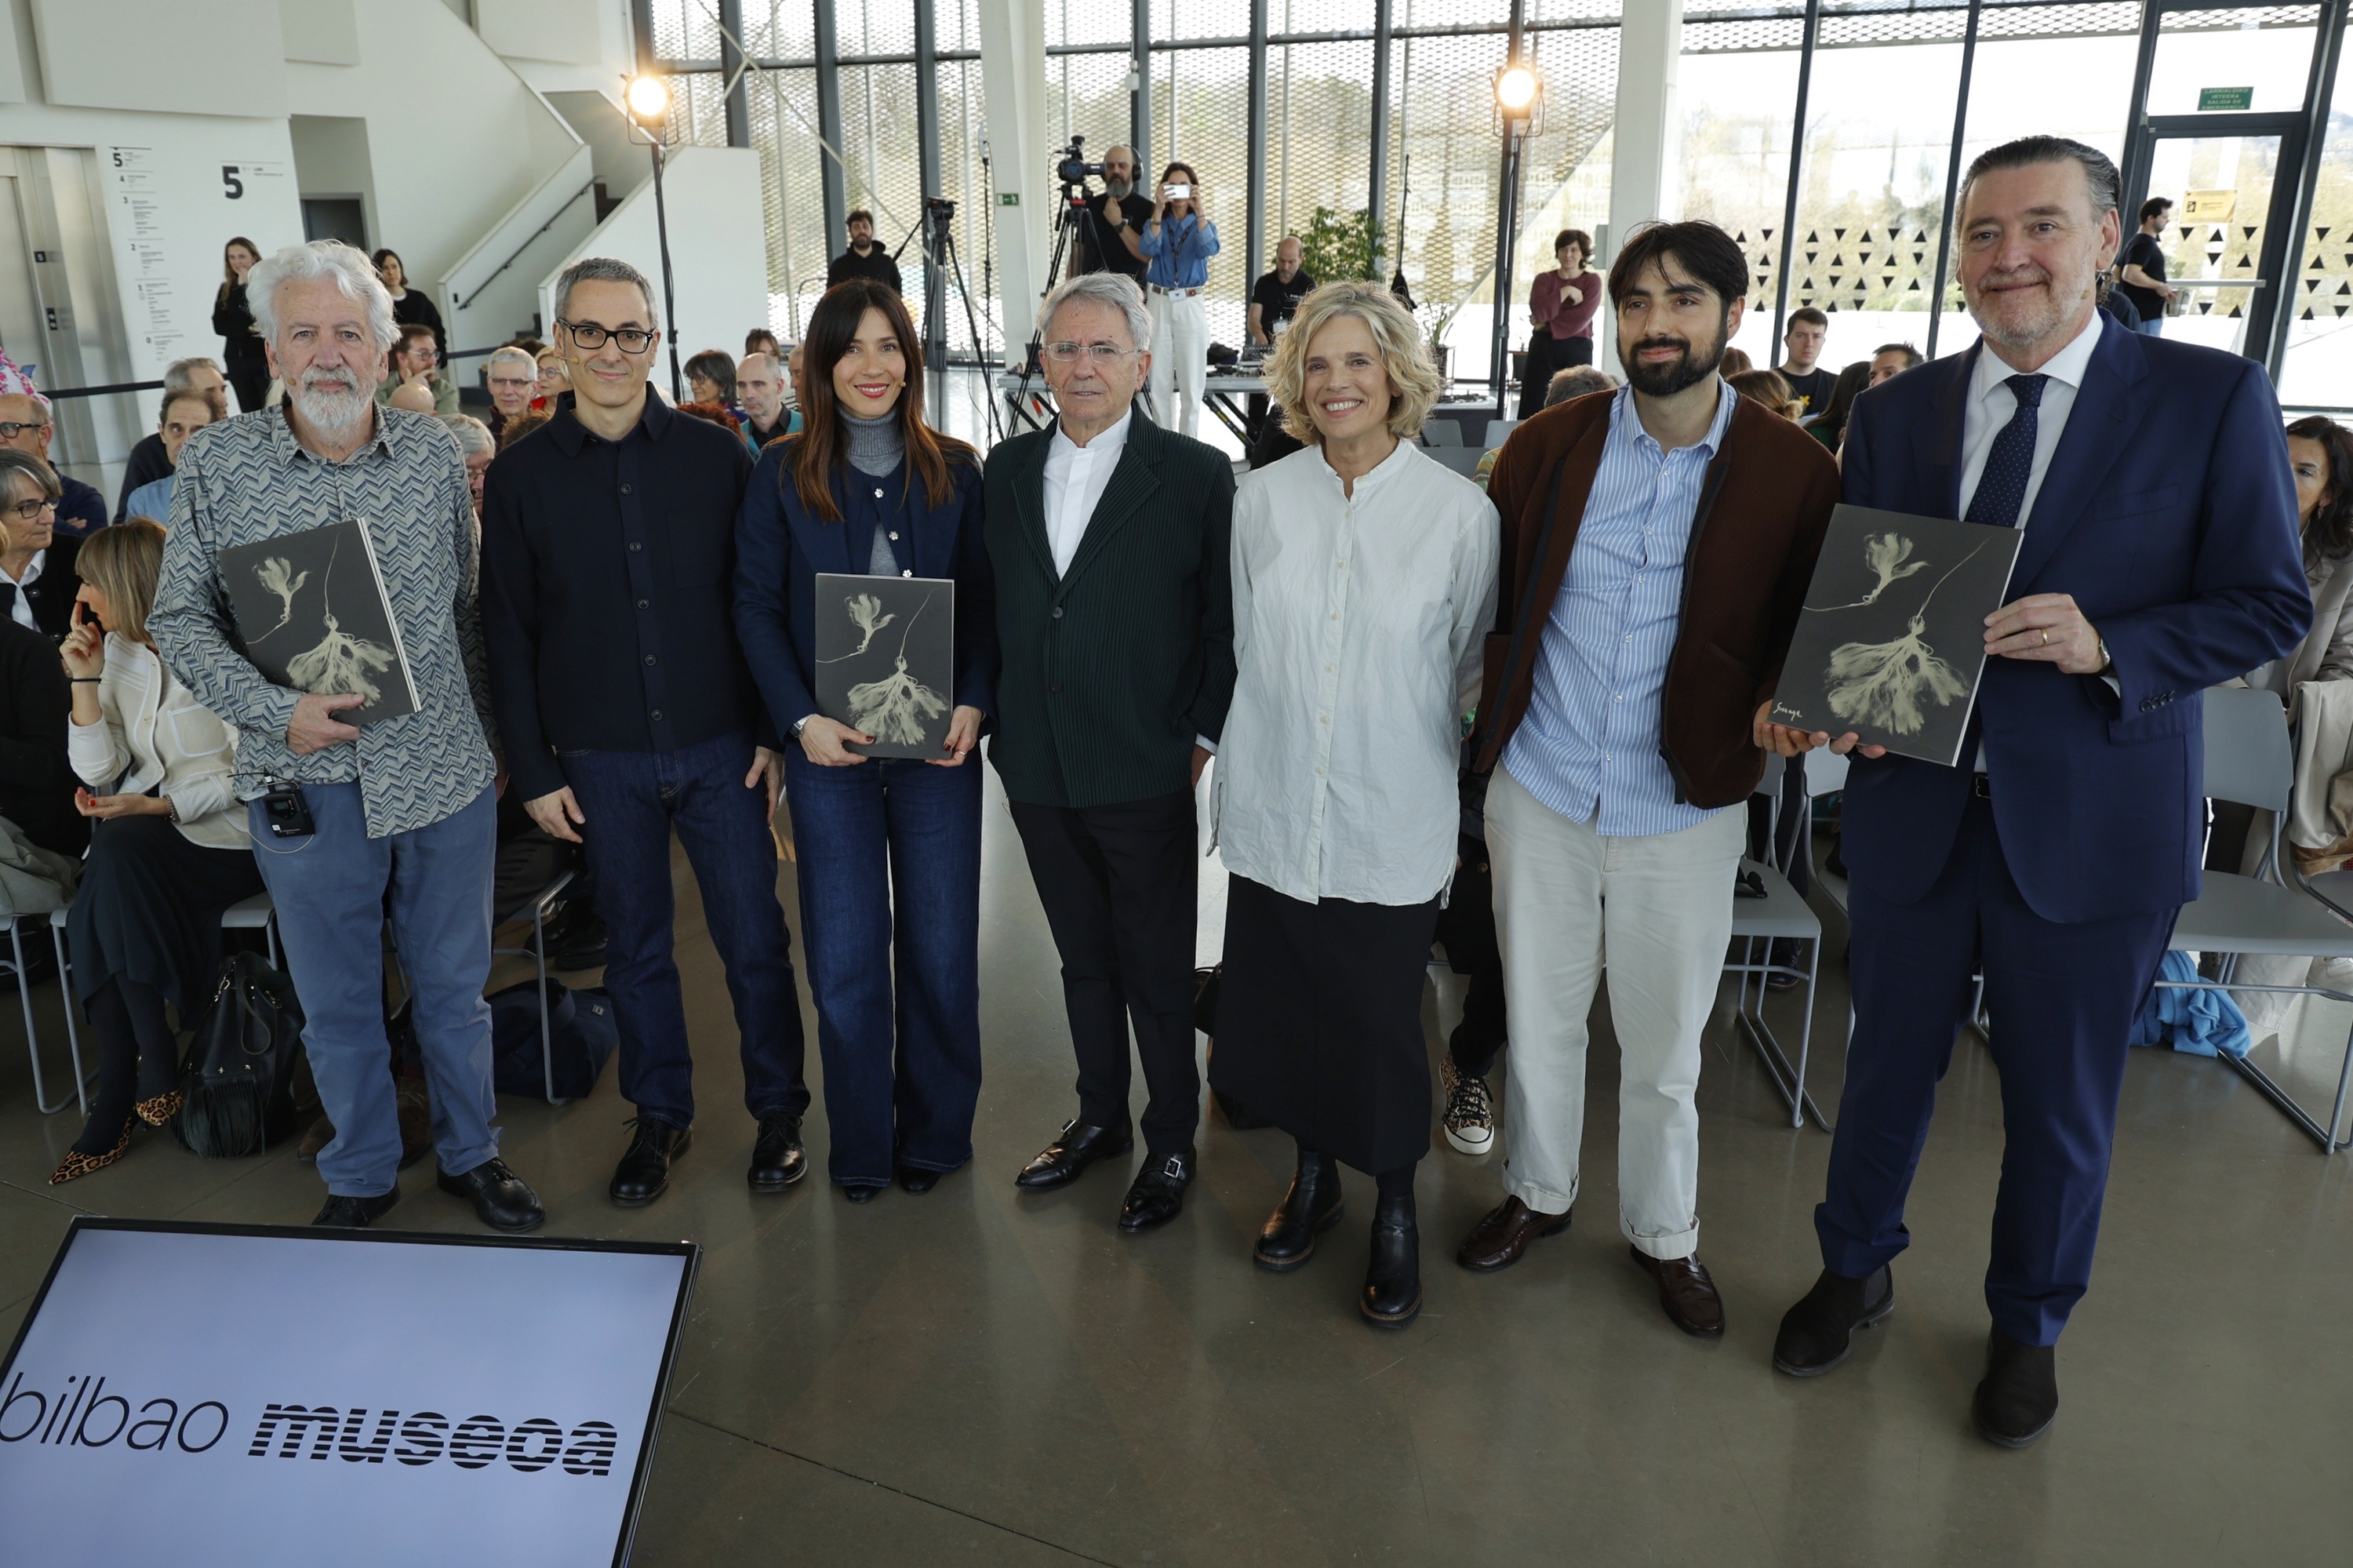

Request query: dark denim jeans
[
  {"left": 559, "top": 730, "right": 808, "bottom": 1130},
  {"left": 784, "top": 748, "right": 983, "bottom": 1187}
]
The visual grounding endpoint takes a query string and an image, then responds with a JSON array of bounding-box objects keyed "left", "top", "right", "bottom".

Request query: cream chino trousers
[
  {"left": 1486, "top": 765, "right": 1744, "bottom": 1260},
  {"left": 1147, "top": 288, "right": 1208, "bottom": 439}
]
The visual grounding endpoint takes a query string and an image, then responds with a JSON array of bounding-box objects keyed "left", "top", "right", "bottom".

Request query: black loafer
[
  {"left": 748, "top": 1115, "right": 808, "bottom": 1191},
  {"left": 1254, "top": 1150, "right": 1344, "bottom": 1271},
  {"left": 1361, "top": 1191, "right": 1422, "bottom": 1328},
  {"left": 1016, "top": 1118, "right": 1134, "bottom": 1191},
  {"left": 610, "top": 1120, "right": 691, "bottom": 1206},
  {"left": 438, "top": 1158, "right": 545, "bottom": 1233},
  {"left": 1772, "top": 1265, "right": 1895, "bottom": 1377},
  {"left": 1974, "top": 1330, "right": 2059, "bottom": 1448},
  {"left": 1118, "top": 1148, "right": 1192, "bottom": 1233},
  {"left": 842, "top": 1182, "right": 886, "bottom": 1203},
  {"left": 312, "top": 1188, "right": 401, "bottom": 1228},
  {"left": 897, "top": 1165, "right": 940, "bottom": 1194}
]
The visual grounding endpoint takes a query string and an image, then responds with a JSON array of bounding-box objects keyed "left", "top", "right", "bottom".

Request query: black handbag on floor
[
  {"left": 173, "top": 950, "right": 310, "bottom": 1158},
  {"left": 488, "top": 978, "right": 616, "bottom": 1100}
]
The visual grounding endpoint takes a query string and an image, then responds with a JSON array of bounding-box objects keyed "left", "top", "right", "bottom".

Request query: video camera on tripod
[{"left": 1054, "top": 136, "right": 1102, "bottom": 205}]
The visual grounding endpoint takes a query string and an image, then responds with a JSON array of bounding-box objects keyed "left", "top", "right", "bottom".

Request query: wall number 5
[{"left": 221, "top": 166, "right": 244, "bottom": 200}]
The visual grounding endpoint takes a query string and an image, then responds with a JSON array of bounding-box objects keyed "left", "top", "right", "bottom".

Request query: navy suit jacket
[
  {"left": 733, "top": 444, "right": 997, "bottom": 739},
  {"left": 1838, "top": 315, "right": 2308, "bottom": 923}
]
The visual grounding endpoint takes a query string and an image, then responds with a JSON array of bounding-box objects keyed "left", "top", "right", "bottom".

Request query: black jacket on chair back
[{"left": 983, "top": 412, "right": 1236, "bottom": 809}]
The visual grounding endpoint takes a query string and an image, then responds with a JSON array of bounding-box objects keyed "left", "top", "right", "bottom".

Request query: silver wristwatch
[{"left": 790, "top": 715, "right": 815, "bottom": 740}]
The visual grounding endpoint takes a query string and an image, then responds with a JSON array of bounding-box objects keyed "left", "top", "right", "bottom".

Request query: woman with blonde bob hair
[{"left": 1209, "top": 280, "right": 1499, "bottom": 1328}]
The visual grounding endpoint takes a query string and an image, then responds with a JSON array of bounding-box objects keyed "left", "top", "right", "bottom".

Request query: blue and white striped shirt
[{"left": 1501, "top": 379, "right": 1738, "bottom": 838}]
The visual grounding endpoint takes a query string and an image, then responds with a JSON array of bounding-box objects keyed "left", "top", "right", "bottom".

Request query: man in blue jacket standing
[{"left": 1759, "top": 136, "right": 2308, "bottom": 1446}]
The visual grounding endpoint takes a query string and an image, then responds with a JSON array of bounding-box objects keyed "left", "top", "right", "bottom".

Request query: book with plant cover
[
  {"left": 1767, "top": 504, "right": 2024, "bottom": 767},
  {"left": 813, "top": 573, "right": 956, "bottom": 760},
  {"left": 217, "top": 518, "right": 419, "bottom": 725}
]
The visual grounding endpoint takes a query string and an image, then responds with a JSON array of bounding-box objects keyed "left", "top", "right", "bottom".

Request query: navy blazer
[
  {"left": 734, "top": 441, "right": 997, "bottom": 740},
  {"left": 1838, "top": 315, "right": 2308, "bottom": 923}
]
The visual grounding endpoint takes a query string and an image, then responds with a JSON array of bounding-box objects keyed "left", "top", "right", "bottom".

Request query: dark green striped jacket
[{"left": 982, "top": 413, "right": 1235, "bottom": 809}]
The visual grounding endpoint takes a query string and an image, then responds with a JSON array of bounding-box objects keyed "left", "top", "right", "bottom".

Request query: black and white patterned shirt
[{"left": 151, "top": 406, "right": 497, "bottom": 839}]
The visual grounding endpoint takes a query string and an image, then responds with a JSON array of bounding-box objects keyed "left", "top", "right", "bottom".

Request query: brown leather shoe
[
  {"left": 1455, "top": 1195, "right": 1571, "bottom": 1272},
  {"left": 1631, "top": 1245, "right": 1725, "bottom": 1338}
]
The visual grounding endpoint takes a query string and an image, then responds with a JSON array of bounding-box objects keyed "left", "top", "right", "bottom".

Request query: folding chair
[
  {"left": 2158, "top": 685, "right": 2353, "bottom": 1152},
  {"left": 1426, "top": 446, "right": 1488, "bottom": 481},
  {"left": 493, "top": 868, "right": 578, "bottom": 1104},
  {"left": 1482, "top": 418, "right": 1519, "bottom": 451},
  {"left": 5, "top": 910, "right": 89, "bottom": 1114},
  {"left": 1420, "top": 419, "right": 1464, "bottom": 447},
  {"left": 1727, "top": 759, "right": 1830, "bottom": 1130}
]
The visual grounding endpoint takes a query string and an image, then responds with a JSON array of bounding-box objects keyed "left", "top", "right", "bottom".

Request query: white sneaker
[{"left": 1441, "top": 1056, "right": 1494, "bottom": 1155}]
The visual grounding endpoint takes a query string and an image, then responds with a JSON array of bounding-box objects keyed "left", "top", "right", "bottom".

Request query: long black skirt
[
  {"left": 1208, "top": 875, "right": 1442, "bottom": 1176},
  {"left": 67, "top": 814, "right": 265, "bottom": 1013}
]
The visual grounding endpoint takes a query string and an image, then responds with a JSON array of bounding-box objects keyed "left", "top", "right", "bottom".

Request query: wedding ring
[{"left": 2040, "top": 629, "right": 2049, "bottom": 646}]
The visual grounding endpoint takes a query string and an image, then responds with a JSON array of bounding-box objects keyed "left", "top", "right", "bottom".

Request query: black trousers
[
  {"left": 1517, "top": 333, "right": 1594, "bottom": 421},
  {"left": 1009, "top": 790, "right": 1200, "bottom": 1155},
  {"left": 225, "top": 353, "right": 270, "bottom": 413}
]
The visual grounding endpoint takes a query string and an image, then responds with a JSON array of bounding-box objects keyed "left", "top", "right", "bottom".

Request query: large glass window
[
  {"left": 2281, "top": 12, "right": 2353, "bottom": 406},
  {"left": 1677, "top": 15, "right": 1805, "bottom": 367}
]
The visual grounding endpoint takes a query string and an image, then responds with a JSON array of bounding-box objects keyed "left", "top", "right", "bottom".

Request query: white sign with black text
[{"left": 0, "top": 1221, "right": 696, "bottom": 1567}]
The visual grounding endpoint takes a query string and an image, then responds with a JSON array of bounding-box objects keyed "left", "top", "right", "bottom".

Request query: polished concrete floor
[{"left": 4, "top": 769, "right": 2351, "bottom": 1566}]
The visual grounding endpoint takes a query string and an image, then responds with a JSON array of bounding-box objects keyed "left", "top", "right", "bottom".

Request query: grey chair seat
[
  {"left": 1426, "top": 445, "right": 1487, "bottom": 479},
  {"left": 2173, "top": 870, "right": 2353, "bottom": 958},
  {"left": 1731, "top": 858, "right": 1820, "bottom": 940}
]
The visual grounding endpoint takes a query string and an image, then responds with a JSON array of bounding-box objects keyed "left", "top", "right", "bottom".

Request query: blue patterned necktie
[{"left": 1964, "top": 373, "right": 2049, "bottom": 530}]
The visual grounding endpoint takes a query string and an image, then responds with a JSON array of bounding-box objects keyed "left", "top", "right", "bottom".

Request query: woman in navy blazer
[{"left": 735, "top": 279, "right": 997, "bottom": 1201}]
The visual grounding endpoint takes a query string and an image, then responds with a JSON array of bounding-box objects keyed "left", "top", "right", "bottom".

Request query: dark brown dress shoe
[
  {"left": 1631, "top": 1246, "right": 1726, "bottom": 1338},
  {"left": 1456, "top": 1195, "right": 1570, "bottom": 1272},
  {"left": 1973, "top": 1330, "right": 2058, "bottom": 1448}
]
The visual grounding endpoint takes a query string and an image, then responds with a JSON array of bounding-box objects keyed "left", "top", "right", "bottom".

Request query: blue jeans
[
  {"left": 784, "top": 749, "right": 983, "bottom": 1186},
  {"left": 2137, "top": 318, "right": 2163, "bottom": 336},
  {"left": 559, "top": 731, "right": 808, "bottom": 1130},
  {"left": 249, "top": 782, "right": 498, "bottom": 1198}
]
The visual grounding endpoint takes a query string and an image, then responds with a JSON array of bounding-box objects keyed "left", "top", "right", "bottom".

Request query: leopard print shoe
[
  {"left": 135, "top": 1090, "right": 183, "bottom": 1128},
  {"left": 50, "top": 1119, "right": 134, "bottom": 1185}
]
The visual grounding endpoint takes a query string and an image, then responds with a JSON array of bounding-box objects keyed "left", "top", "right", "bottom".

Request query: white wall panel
[{"left": 28, "top": 0, "right": 286, "bottom": 118}]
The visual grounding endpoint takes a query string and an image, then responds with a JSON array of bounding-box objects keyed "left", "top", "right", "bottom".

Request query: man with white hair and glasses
[
  {"left": 483, "top": 344, "right": 538, "bottom": 439},
  {"left": 150, "top": 239, "right": 542, "bottom": 1235}
]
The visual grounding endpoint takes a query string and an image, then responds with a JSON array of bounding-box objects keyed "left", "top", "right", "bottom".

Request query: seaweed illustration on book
[
  {"left": 1817, "top": 537, "right": 1992, "bottom": 737},
  {"left": 840, "top": 588, "right": 946, "bottom": 744},
  {"left": 256, "top": 533, "right": 397, "bottom": 707}
]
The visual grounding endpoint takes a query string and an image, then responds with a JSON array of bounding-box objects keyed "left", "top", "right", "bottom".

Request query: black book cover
[
  {"left": 216, "top": 518, "right": 419, "bottom": 726},
  {"left": 1768, "top": 504, "right": 2024, "bottom": 766},
  {"left": 813, "top": 573, "right": 956, "bottom": 760}
]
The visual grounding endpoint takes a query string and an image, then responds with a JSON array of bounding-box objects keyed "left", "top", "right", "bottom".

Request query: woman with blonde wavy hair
[{"left": 1207, "top": 280, "right": 1499, "bottom": 1329}]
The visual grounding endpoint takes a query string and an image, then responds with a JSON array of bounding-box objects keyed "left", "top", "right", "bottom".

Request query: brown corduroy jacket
[{"left": 1468, "top": 387, "right": 1841, "bottom": 809}]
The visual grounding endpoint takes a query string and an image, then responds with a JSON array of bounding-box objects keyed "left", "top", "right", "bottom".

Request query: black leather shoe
[
  {"left": 1016, "top": 1118, "right": 1133, "bottom": 1191},
  {"left": 1974, "top": 1330, "right": 2059, "bottom": 1448},
  {"left": 609, "top": 1120, "right": 690, "bottom": 1206},
  {"left": 1361, "top": 1190, "right": 1421, "bottom": 1328},
  {"left": 897, "top": 1165, "right": 940, "bottom": 1194},
  {"left": 311, "top": 1188, "right": 400, "bottom": 1228},
  {"left": 1254, "top": 1150, "right": 1344, "bottom": 1271},
  {"left": 1772, "top": 1264, "right": 1895, "bottom": 1377},
  {"left": 1118, "top": 1148, "right": 1192, "bottom": 1232},
  {"left": 438, "top": 1158, "right": 545, "bottom": 1234},
  {"left": 842, "top": 1182, "right": 886, "bottom": 1203},
  {"left": 748, "top": 1115, "right": 807, "bottom": 1192}
]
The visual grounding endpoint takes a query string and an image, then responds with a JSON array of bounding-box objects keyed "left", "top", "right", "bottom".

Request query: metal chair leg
[
  {"left": 21, "top": 919, "right": 90, "bottom": 1116},
  {"left": 536, "top": 900, "right": 561, "bottom": 1106}
]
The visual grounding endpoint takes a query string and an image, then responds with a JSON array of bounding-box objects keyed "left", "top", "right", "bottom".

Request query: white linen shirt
[
  {"left": 1217, "top": 439, "right": 1500, "bottom": 907},
  {"left": 68, "top": 632, "right": 245, "bottom": 850},
  {"left": 1040, "top": 407, "right": 1134, "bottom": 576}
]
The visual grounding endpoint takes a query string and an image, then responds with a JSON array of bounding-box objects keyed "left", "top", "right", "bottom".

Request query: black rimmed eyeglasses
[{"left": 557, "top": 320, "right": 659, "bottom": 354}]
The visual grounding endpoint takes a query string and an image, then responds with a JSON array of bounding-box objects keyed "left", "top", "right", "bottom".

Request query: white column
[
  {"left": 978, "top": 0, "right": 1051, "bottom": 368},
  {"left": 1602, "top": 0, "right": 1682, "bottom": 374}
]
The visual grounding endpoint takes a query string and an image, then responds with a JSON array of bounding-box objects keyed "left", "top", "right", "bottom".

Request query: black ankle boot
[
  {"left": 1254, "top": 1150, "right": 1345, "bottom": 1271},
  {"left": 1360, "top": 1190, "right": 1421, "bottom": 1328}
]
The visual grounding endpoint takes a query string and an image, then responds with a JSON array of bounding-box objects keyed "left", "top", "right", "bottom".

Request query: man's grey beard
[
  {"left": 1105, "top": 176, "right": 1133, "bottom": 199},
  {"left": 288, "top": 369, "right": 375, "bottom": 444},
  {"left": 1968, "top": 264, "right": 2094, "bottom": 354}
]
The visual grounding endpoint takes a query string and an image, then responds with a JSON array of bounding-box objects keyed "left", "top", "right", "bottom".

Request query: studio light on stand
[
  {"left": 624, "top": 73, "right": 685, "bottom": 406},
  {"left": 1488, "top": 51, "right": 1544, "bottom": 420}
]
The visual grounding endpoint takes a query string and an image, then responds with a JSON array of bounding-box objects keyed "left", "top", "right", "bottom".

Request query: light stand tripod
[
  {"left": 893, "top": 196, "right": 1001, "bottom": 445},
  {"left": 1007, "top": 183, "right": 1094, "bottom": 420}
]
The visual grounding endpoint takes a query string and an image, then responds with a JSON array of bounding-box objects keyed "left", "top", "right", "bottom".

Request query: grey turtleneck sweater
[{"left": 842, "top": 409, "right": 906, "bottom": 577}]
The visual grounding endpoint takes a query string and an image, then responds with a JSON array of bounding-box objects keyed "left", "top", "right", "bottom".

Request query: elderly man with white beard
[{"left": 150, "top": 239, "right": 544, "bottom": 1235}]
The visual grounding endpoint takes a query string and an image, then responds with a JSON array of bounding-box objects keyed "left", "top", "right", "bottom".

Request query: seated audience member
[
  {"left": 1475, "top": 366, "right": 1620, "bottom": 489},
  {"left": 686, "top": 349, "right": 740, "bottom": 413},
  {"left": 2098, "top": 267, "right": 2142, "bottom": 333},
  {"left": 52, "top": 519, "right": 264, "bottom": 1184},
  {"left": 1718, "top": 346, "right": 1753, "bottom": 378},
  {"left": 1805, "top": 362, "right": 1873, "bottom": 452},
  {"left": 736, "top": 351, "right": 794, "bottom": 447},
  {"left": 676, "top": 399, "right": 749, "bottom": 442},
  {"left": 122, "top": 391, "right": 220, "bottom": 526},
  {"left": 0, "top": 615, "right": 82, "bottom": 858},
  {"left": 510, "top": 336, "right": 549, "bottom": 359},
  {"left": 1729, "top": 367, "right": 1802, "bottom": 420},
  {"left": 376, "top": 324, "right": 458, "bottom": 416},
  {"left": 387, "top": 381, "right": 439, "bottom": 415},
  {"left": 1776, "top": 306, "right": 1835, "bottom": 416},
  {"left": 533, "top": 348, "right": 568, "bottom": 410},
  {"left": 2266, "top": 416, "right": 2353, "bottom": 693},
  {"left": 115, "top": 358, "right": 227, "bottom": 520},
  {"left": 745, "top": 328, "right": 781, "bottom": 359},
  {"left": 497, "top": 407, "right": 551, "bottom": 450},
  {"left": 482, "top": 345, "right": 538, "bottom": 438},
  {"left": 1, "top": 449, "right": 81, "bottom": 642},
  {"left": 786, "top": 343, "right": 810, "bottom": 424},
  {"left": 1868, "top": 341, "right": 1922, "bottom": 387},
  {"left": 0, "top": 393, "right": 107, "bottom": 538},
  {"left": 441, "top": 413, "right": 496, "bottom": 520}
]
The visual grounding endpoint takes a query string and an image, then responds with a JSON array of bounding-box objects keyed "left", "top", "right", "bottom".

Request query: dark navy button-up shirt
[{"left": 479, "top": 392, "right": 767, "bottom": 802}]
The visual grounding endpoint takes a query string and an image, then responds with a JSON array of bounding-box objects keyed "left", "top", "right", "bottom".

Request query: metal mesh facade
[{"left": 1151, "top": 47, "right": 1253, "bottom": 345}]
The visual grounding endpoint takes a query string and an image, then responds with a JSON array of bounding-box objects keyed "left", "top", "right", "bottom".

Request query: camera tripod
[
  {"left": 893, "top": 196, "right": 1001, "bottom": 445},
  {"left": 1007, "top": 178, "right": 1099, "bottom": 418}
]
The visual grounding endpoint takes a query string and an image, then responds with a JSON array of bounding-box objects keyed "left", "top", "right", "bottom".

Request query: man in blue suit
[{"left": 1758, "top": 137, "right": 2308, "bottom": 1446}]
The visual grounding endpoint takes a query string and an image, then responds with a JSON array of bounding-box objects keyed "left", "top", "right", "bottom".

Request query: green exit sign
[
  {"left": 998, "top": 191, "right": 1020, "bottom": 206},
  {"left": 2198, "top": 85, "right": 2255, "bottom": 111}
]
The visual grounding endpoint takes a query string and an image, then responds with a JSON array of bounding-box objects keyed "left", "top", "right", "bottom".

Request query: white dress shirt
[
  {"left": 2, "top": 548, "right": 44, "bottom": 633},
  {"left": 1955, "top": 307, "right": 2103, "bottom": 522},
  {"left": 69, "top": 631, "right": 245, "bottom": 849},
  {"left": 1217, "top": 439, "right": 1500, "bottom": 906},
  {"left": 1040, "top": 406, "right": 1134, "bottom": 576}
]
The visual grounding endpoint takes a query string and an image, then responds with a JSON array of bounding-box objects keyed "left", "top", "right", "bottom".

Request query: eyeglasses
[
  {"left": 1044, "top": 342, "right": 1136, "bottom": 365},
  {"left": 6, "top": 497, "right": 57, "bottom": 522},
  {"left": 0, "top": 421, "right": 53, "bottom": 441},
  {"left": 557, "top": 319, "right": 658, "bottom": 354}
]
